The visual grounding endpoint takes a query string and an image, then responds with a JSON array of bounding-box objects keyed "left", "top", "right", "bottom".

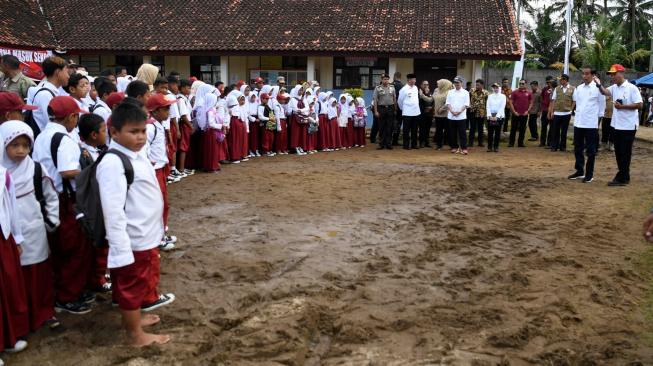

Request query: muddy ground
[{"left": 7, "top": 140, "right": 653, "bottom": 365}]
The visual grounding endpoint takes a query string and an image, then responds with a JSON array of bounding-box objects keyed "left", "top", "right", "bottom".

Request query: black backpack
[
  {"left": 50, "top": 132, "right": 75, "bottom": 199},
  {"left": 24, "top": 88, "right": 55, "bottom": 139},
  {"left": 88, "top": 103, "right": 106, "bottom": 114},
  {"left": 74, "top": 149, "right": 134, "bottom": 248},
  {"left": 32, "top": 163, "right": 56, "bottom": 230}
]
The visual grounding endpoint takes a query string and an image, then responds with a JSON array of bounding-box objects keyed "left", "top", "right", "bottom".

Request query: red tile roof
[
  {"left": 2, "top": 0, "right": 521, "bottom": 59},
  {"left": 0, "top": 0, "right": 58, "bottom": 49}
]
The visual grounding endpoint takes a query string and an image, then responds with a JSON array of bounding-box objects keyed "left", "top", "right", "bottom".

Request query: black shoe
[
  {"left": 528, "top": 138, "right": 538, "bottom": 141},
  {"left": 607, "top": 180, "right": 627, "bottom": 187},
  {"left": 508, "top": 144, "right": 514, "bottom": 147},
  {"left": 424, "top": 144, "right": 432, "bottom": 148},
  {"left": 386, "top": 146, "right": 393, "bottom": 150},
  {"left": 582, "top": 177, "right": 594, "bottom": 183},
  {"left": 551, "top": 148, "right": 558, "bottom": 152},
  {"left": 141, "top": 293, "right": 175, "bottom": 312},
  {"left": 403, "top": 147, "right": 410, "bottom": 150},
  {"left": 518, "top": 144, "right": 526, "bottom": 147},
  {"left": 377, "top": 146, "right": 385, "bottom": 150},
  {"left": 478, "top": 144, "right": 485, "bottom": 147},
  {"left": 79, "top": 291, "right": 97, "bottom": 304},
  {"left": 568, "top": 172, "right": 585, "bottom": 180},
  {"left": 55, "top": 301, "right": 92, "bottom": 315}
]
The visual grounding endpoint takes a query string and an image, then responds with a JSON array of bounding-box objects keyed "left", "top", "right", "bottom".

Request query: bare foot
[
  {"left": 140, "top": 314, "right": 160, "bottom": 327},
  {"left": 127, "top": 332, "right": 171, "bottom": 347}
]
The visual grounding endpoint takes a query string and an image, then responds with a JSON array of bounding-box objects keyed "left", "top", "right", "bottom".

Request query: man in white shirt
[
  {"left": 595, "top": 64, "right": 643, "bottom": 186},
  {"left": 568, "top": 67, "right": 603, "bottom": 183},
  {"left": 29, "top": 56, "right": 70, "bottom": 134},
  {"left": 446, "top": 76, "right": 471, "bottom": 154},
  {"left": 397, "top": 73, "right": 420, "bottom": 149}
]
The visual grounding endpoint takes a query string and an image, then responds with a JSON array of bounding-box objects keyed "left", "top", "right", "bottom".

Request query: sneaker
[
  {"left": 607, "top": 179, "right": 627, "bottom": 187},
  {"left": 94, "top": 282, "right": 112, "bottom": 294},
  {"left": 567, "top": 172, "right": 585, "bottom": 180},
  {"left": 255, "top": 151, "right": 262, "bottom": 157},
  {"left": 79, "top": 291, "right": 97, "bottom": 304},
  {"left": 159, "top": 241, "right": 175, "bottom": 251},
  {"left": 608, "top": 143, "right": 614, "bottom": 151},
  {"left": 582, "top": 177, "right": 594, "bottom": 183},
  {"left": 183, "top": 169, "right": 195, "bottom": 176},
  {"left": 164, "top": 234, "right": 178, "bottom": 244},
  {"left": 4, "top": 340, "right": 28, "bottom": 353},
  {"left": 167, "top": 175, "right": 181, "bottom": 184},
  {"left": 231, "top": 160, "right": 241, "bottom": 164},
  {"left": 242, "top": 157, "right": 250, "bottom": 162},
  {"left": 141, "top": 293, "right": 176, "bottom": 312},
  {"left": 55, "top": 301, "right": 92, "bottom": 315},
  {"left": 47, "top": 316, "right": 61, "bottom": 329},
  {"left": 461, "top": 149, "right": 468, "bottom": 155}
]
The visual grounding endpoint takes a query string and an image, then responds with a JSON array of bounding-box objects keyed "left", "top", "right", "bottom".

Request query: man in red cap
[
  {"left": 253, "top": 77, "right": 265, "bottom": 97},
  {"left": 32, "top": 95, "right": 94, "bottom": 314},
  {"left": 0, "top": 91, "right": 37, "bottom": 124},
  {"left": 595, "top": 64, "right": 643, "bottom": 186}
]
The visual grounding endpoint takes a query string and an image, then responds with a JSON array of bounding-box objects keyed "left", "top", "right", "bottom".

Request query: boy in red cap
[
  {"left": 145, "top": 94, "right": 178, "bottom": 251},
  {"left": 0, "top": 92, "right": 37, "bottom": 123},
  {"left": 32, "top": 96, "right": 95, "bottom": 314}
]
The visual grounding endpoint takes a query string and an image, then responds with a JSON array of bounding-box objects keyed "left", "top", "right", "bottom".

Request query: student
[
  {"left": 66, "top": 74, "right": 92, "bottom": 111},
  {"left": 446, "top": 77, "right": 471, "bottom": 155},
  {"left": 198, "top": 92, "right": 226, "bottom": 171},
  {"left": 175, "top": 79, "right": 194, "bottom": 176},
  {"left": 288, "top": 86, "right": 307, "bottom": 155},
  {"left": 125, "top": 80, "right": 152, "bottom": 107},
  {"left": 337, "top": 94, "right": 351, "bottom": 149},
  {"left": 318, "top": 91, "right": 332, "bottom": 151},
  {"left": 274, "top": 91, "right": 289, "bottom": 155},
  {"left": 162, "top": 76, "right": 184, "bottom": 179},
  {"left": 327, "top": 97, "right": 341, "bottom": 150},
  {"left": 92, "top": 77, "right": 118, "bottom": 123},
  {"left": 145, "top": 94, "right": 178, "bottom": 250},
  {"left": 246, "top": 93, "right": 261, "bottom": 157},
  {"left": 0, "top": 136, "right": 30, "bottom": 356},
  {"left": 153, "top": 77, "right": 181, "bottom": 183},
  {"left": 32, "top": 96, "right": 93, "bottom": 314},
  {"left": 29, "top": 56, "right": 69, "bottom": 134},
  {"left": 0, "top": 92, "right": 37, "bottom": 124},
  {"left": 353, "top": 97, "right": 367, "bottom": 148},
  {"left": 486, "top": 83, "right": 507, "bottom": 152},
  {"left": 257, "top": 93, "right": 276, "bottom": 157},
  {"left": 227, "top": 93, "right": 249, "bottom": 163},
  {"left": 97, "top": 101, "right": 174, "bottom": 347},
  {"left": 305, "top": 96, "right": 318, "bottom": 154},
  {"left": 0, "top": 120, "right": 59, "bottom": 333}
]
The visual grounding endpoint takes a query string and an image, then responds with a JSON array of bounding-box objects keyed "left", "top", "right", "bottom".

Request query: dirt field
[{"left": 7, "top": 141, "right": 653, "bottom": 365}]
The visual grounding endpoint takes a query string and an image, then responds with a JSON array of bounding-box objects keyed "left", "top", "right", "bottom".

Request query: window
[
  {"left": 250, "top": 56, "right": 309, "bottom": 86},
  {"left": 114, "top": 55, "right": 144, "bottom": 76},
  {"left": 249, "top": 70, "right": 307, "bottom": 86},
  {"left": 150, "top": 56, "right": 165, "bottom": 76},
  {"left": 79, "top": 55, "right": 101, "bottom": 75},
  {"left": 333, "top": 57, "right": 388, "bottom": 90},
  {"left": 190, "top": 56, "right": 221, "bottom": 85}
]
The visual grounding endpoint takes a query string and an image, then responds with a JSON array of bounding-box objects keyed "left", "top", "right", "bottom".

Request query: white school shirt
[
  {"left": 551, "top": 86, "right": 573, "bottom": 116},
  {"left": 30, "top": 80, "right": 60, "bottom": 132},
  {"left": 607, "top": 80, "right": 643, "bottom": 130},
  {"left": 32, "top": 123, "right": 81, "bottom": 193},
  {"left": 97, "top": 141, "right": 164, "bottom": 268},
  {"left": 176, "top": 94, "right": 192, "bottom": 121},
  {"left": 446, "top": 88, "right": 470, "bottom": 120},
  {"left": 167, "top": 92, "right": 180, "bottom": 121},
  {"left": 572, "top": 82, "right": 602, "bottom": 129},
  {"left": 398, "top": 85, "right": 420, "bottom": 117},
  {"left": 146, "top": 119, "right": 168, "bottom": 169},
  {"left": 327, "top": 104, "right": 338, "bottom": 119},
  {"left": 92, "top": 99, "right": 111, "bottom": 123},
  {"left": 79, "top": 141, "right": 102, "bottom": 161},
  {"left": 486, "top": 93, "right": 506, "bottom": 119}
]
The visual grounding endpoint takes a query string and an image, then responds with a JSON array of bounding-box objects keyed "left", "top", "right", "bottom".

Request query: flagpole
[{"left": 563, "top": 0, "right": 573, "bottom": 74}]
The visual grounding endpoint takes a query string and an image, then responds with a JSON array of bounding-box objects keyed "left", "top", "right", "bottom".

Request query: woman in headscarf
[
  {"left": 318, "top": 91, "right": 332, "bottom": 151},
  {"left": 190, "top": 80, "right": 205, "bottom": 107},
  {"left": 197, "top": 93, "right": 226, "bottom": 171},
  {"left": 288, "top": 85, "right": 308, "bottom": 155},
  {"left": 0, "top": 121, "right": 59, "bottom": 334},
  {"left": 433, "top": 79, "right": 452, "bottom": 150},
  {"left": 135, "top": 63, "right": 159, "bottom": 91},
  {"left": 246, "top": 93, "right": 261, "bottom": 157}
]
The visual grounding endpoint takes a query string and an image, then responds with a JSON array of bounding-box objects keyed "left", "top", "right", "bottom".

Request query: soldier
[
  {"left": 1, "top": 55, "right": 36, "bottom": 100},
  {"left": 373, "top": 74, "right": 396, "bottom": 150},
  {"left": 391, "top": 72, "right": 403, "bottom": 146}
]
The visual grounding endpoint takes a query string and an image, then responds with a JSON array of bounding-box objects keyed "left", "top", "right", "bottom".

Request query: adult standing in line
[
  {"left": 501, "top": 78, "right": 512, "bottom": 133},
  {"left": 369, "top": 80, "right": 382, "bottom": 144},
  {"left": 432, "top": 79, "right": 452, "bottom": 150},
  {"left": 391, "top": 72, "right": 403, "bottom": 146},
  {"left": 567, "top": 67, "right": 604, "bottom": 183},
  {"left": 547, "top": 74, "right": 575, "bottom": 152},
  {"left": 527, "top": 80, "right": 541, "bottom": 142},
  {"left": 508, "top": 79, "right": 532, "bottom": 147},
  {"left": 595, "top": 64, "right": 643, "bottom": 186},
  {"left": 446, "top": 76, "right": 470, "bottom": 155},
  {"left": 372, "top": 74, "right": 396, "bottom": 150},
  {"left": 486, "top": 82, "right": 507, "bottom": 152},
  {"left": 468, "top": 79, "right": 489, "bottom": 147},
  {"left": 418, "top": 80, "right": 434, "bottom": 148},
  {"left": 397, "top": 74, "right": 420, "bottom": 150},
  {"left": 1, "top": 55, "right": 35, "bottom": 100},
  {"left": 539, "top": 76, "right": 554, "bottom": 147}
]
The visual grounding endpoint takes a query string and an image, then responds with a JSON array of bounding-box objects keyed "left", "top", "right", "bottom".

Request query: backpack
[
  {"left": 88, "top": 103, "right": 106, "bottom": 114},
  {"left": 24, "top": 88, "right": 55, "bottom": 139},
  {"left": 74, "top": 149, "right": 134, "bottom": 248},
  {"left": 32, "top": 163, "right": 56, "bottom": 230},
  {"left": 51, "top": 132, "right": 75, "bottom": 199}
]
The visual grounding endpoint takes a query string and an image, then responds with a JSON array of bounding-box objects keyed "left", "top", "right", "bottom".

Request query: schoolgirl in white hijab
[
  {"left": 317, "top": 91, "right": 333, "bottom": 151},
  {"left": 116, "top": 76, "right": 133, "bottom": 93},
  {"left": 246, "top": 92, "right": 261, "bottom": 157}
]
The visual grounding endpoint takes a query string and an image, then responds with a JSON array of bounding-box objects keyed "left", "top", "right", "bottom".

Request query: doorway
[{"left": 413, "top": 59, "right": 457, "bottom": 88}]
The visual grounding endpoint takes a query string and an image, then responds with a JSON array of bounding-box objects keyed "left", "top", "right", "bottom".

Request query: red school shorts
[{"left": 110, "top": 248, "right": 160, "bottom": 311}]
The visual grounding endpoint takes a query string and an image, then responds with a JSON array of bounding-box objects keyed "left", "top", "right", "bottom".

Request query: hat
[
  {"left": 607, "top": 64, "right": 626, "bottom": 74},
  {"left": 105, "top": 92, "right": 125, "bottom": 109},
  {"left": 236, "top": 80, "right": 245, "bottom": 88},
  {"left": 277, "top": 92, "right": 289, "bottom": 102},
  {"left": 254, "top": 77, "right": 264, "bottom": 83},
  {"left": 260, "top": 93, "right": 270, "bottom": 99},
  {"left": 491, "top": 82, "right": 500, "bottom": 88},
  {"left": 145, "top": 93, "right": 176, "bottom": 112},
  {"left": 48, "top": 96, "right": 86, "bottom": 119},
  {"left": 277, "top": 76, "right": 285, "bottom": 83},
  {"left": 407, "top": 73, "right": 417, "bottom": 79},
  {"left": 0, "top": 92, "right": 38, "bottom": 113},
  {"left": 453, "top": 76, "right": 463, "bottom": 83}
]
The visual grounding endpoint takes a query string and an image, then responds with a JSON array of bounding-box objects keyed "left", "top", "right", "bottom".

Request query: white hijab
[
  {"left": 116, "top": 76, "right": 133, "bottom": 93},
  {"left": 289, "top": 85, "right": 303, "bottom": 100},
  {"left": 0, "top": 121, "right": 39, "bottom": 198},
  {"left": 193, "top": 84, "right": 216, "bottom": 113},
  {"left": 0, "top": 124, "right": 21, "bottom": 241},
  {"left": 198, "top": 93, "right": 219, "bottom": 131},
  {"left": 356, "top": 97, "right": 366, "bottom": 109}
]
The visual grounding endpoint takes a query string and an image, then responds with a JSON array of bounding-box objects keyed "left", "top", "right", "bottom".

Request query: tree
[
  {"left": 525, "top": 6, "right": 566, "bottom": 67},
  {"left": 551, "top": 0, "right": 604, "bottom": 41},
  {"left": 609, "top": 0, "right": 653, "bottom": 52},
  {"left": 575, "top": 16, "right": 651, "bottom": 71}
]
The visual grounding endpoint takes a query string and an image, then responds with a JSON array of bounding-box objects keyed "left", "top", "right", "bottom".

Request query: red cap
[
  {"left": 145, "top": 93, "right": 176, "bottom": 112},
  {"left": 254, "top": 77, "right": 264, "bottom": 83},
  {"left": 607, "top": 64, "right": 626, "bottom": 74},
  {"left": 260, "top": 93, "right": 270, "bottom": 100},
  {"left": 0, "top": 92, "right": 38, "bottom": 113},
  {"left": 189, "top": 76, "right": 198, "bottom": 82},
  {"left": 105, "top": 92, "right": 125, "bottom": 109},
  {"left": 48, "top": 96, "right": 86, "bottom": 119},
  {"left": 277, "top": 92, "right": 289, "bottom": 102},
  {"left": 236, "top": 80, "right": 245, "bottom": 88}
]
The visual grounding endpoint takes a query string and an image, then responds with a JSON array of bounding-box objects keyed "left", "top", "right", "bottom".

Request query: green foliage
[
  {"left": 609, "top": 0, "right": 653, "bottom": 53},
  {"left": 525, "top": 6, "right": 566, "bottom": 67},
  {"left": 344, "top": 88, "right": 364, "bottom": 99}
]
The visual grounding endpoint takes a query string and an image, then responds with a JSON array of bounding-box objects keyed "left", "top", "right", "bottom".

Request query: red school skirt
[
  {"left": 317, "top": 114, "right": 330, "bottom": 150},
  {"left": 201, "top": 128, "right": 222, "bottom": 172},
  {"left": 0, "top": 234, "right": 29, "bottom": 350},
  {"left": 227, "top": 117, "right": 248, "bottom": 161},
  {"left": 275, "top": 120, "right": 288, "bottom": 153},
  {"left": 22, "top": 259, "right": 54, "bottom": 331},
  {"left": 289, "top": 115, "right": 307, "bottom": 150},
  {"left": 249, "top": 121, "right": 260, "bottom": 153},
  {"left": 329, "top": 118, "right": 340, "bottom": 148}
]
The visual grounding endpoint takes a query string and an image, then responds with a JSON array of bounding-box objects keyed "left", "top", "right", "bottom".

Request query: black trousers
[
  {"left": 509, "top": 114, "right": 528, "bottom": 146},
  {"left": 601, "top": 117, "right": 613, "bottom": 144},
  {"left": 392, "top": 108, "right": 403, "bottom": 145},
  {"left": 469, "top": 116, "right": 484, "bottom": 146},
  {"left": 370, "top": 113, "right": 379, "bottom": 143},
  {"left": 540, "top": 113, "right": 551, "bottom": 146},
  {"left": 448, "top": 119, "right": 467, "bottom": 149},
  {"left": 402, "top": 115, "right": 419, "bottom": 148},
  {"left": 503, "top": 108, "right": 512, "bottom": 132},
  {"left": 433, "top": 117, "right": 448, "bottom": 148},
  {"left": 613, "top": 129, "right": 636, "bottom": 182},
  {"left": 573, "top": 127, "right": 599, "bottom": 179},
  {"left": 528, "top": 113, "right": 539, "bottom": 139},
  {"left": 418, "top": 112, "right": 432, "bottom": 146},
  {"left": 487, "top": 120, "right": 503, "bottom": 150},
  {"left": 377, "top": 106, "right": 395, "bottom": 148},
  {"left": 551, "top": 114, "right": 571, "bottom": 151}
]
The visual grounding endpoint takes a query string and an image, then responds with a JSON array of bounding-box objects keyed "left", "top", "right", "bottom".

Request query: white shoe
[
  {"left": 141, "top": 293, "right": 175, "bottom": 312},
  {"left": 242, "top": 157, "right": 250, "bottom": 162},
  {"left": 5, "top": 340, "right": 28, "bottom": 353},
  {"left": 159, "top": 242, "right": 175, "bottom": 251},
  {"left": 255, "top": 151, "right": 261, "bottom": 157},
  {"left": 1, "top": 357, "right": 4, "bottom": 366},
  {"left": 164, "top": 234, "right": 177, "bottom": 244}
]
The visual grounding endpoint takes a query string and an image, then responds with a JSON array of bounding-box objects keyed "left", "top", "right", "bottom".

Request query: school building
[{"left": 1, "top": 0, "right": 521, "bottom": 89}]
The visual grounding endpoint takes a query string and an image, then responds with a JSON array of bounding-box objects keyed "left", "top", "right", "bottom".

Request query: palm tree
[
  {"left": 609, "top": 0, "right": 653, "bottom": 52},
  {"left": 551, "top": 0, "right": 604, "bottom": 40},
  {"left": 526, "top": 6, "right": 566, "bottom": 66}
]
